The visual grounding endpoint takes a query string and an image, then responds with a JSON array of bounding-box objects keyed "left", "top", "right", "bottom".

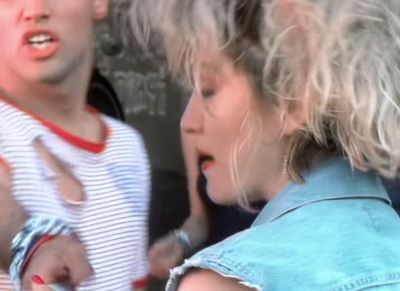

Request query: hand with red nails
[
  {"left": 22, "top": 235, "right": 93, "bottom": 291},
  {"left": 0, "top": 0, "right": 150, "bottom": 289},
  {"left": 0, "top": 153, "right": 92, "bottom": 290},
  {"left": 31, "top": 275, "right": 52, "bottom": 291},
  {"left": 31, "top": 275, "right": 74, "bottom": 291},
  {"left": 0, "top": 163, "right": 93, "bottom": 289}
]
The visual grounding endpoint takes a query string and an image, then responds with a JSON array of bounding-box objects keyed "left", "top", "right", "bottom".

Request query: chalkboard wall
[{"left": 95, "top": 0, "right": 187, "bottom": 175}]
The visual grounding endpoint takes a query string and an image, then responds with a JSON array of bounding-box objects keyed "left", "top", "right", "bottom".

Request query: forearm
[
  {"left": 180, "top": 214, "right": 208, "bottom": 251},
  {"left": 0, "top": 185, "right": 29, "bottom": 270},
  {"left": 181, "top": 131, "right": 209, "bottom": 249},
  {"left": 181, "top": 153, "right": 208, "bottom": 249}
]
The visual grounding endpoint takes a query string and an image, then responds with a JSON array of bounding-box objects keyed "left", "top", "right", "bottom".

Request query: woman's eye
[{"left": 201, "top": 89, "right": 215, "bottom": 98}]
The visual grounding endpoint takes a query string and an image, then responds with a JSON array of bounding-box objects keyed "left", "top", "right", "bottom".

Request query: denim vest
[{"left": 167, "top": 158, "right": 400, "bottom": 291}]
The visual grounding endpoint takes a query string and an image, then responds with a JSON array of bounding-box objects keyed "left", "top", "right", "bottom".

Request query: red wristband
[{"left": 21, "top": 235, "right": 57, "bottom": 274}]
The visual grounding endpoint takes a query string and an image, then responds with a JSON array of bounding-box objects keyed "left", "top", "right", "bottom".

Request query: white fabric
[{"left": 0, "top": 101, "right": 150, "bottom": 291}]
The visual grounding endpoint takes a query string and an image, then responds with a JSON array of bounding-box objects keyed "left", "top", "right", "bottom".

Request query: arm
[
  {"left": 0, "top": 149, "right": 92, "bottom": 289},
  {"left": 148, "top": 131, "right": 208, "bottom": 279},
  {"left": 0, "top": 159, "right": 28, "bottom": 270},
  {"left": 178, "top": 269, "right": 256, "bottom": 291},
  {"left": 179, "top": 130, "right": 208, "bottom": 247}
]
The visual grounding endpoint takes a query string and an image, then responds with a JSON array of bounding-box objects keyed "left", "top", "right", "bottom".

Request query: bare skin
[
  {"left": 149, "top": 130, "right": 208, "bottom": 279},
  {"left": 0, "top": 0, "right": 110, "bottom": 289},
  {"left": 0, "top": 143, "right": 93, "bottom": 290},
  {"left": 178, "top": 269, "right": 254, "bottom": 291}
]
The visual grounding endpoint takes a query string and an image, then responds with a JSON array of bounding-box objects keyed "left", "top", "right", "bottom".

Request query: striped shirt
[{"left": 0, "top": 100, "right": 150, "bottom": 290}]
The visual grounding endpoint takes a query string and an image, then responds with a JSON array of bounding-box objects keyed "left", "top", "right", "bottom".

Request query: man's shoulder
[{"left": 102, "top": 115, "right": 144, "bottom": 145}]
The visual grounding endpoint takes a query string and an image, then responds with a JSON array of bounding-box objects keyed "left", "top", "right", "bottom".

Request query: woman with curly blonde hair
[{"left": 132, "top": 0, "right": 400, "bottom": 290}]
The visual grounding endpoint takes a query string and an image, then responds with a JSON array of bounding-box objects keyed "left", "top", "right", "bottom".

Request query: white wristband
[{"left": 173, "top": 229, "right": 194, "bottom": 256}]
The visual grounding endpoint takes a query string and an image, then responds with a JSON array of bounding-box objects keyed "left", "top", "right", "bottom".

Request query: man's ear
[{"left": 93, "top": 0, "right": 109, "bottom": 21}]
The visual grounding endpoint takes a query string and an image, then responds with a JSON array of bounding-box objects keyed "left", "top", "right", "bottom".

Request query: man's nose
[{"left": 21, "top": 0, "right": 52, "bottom": 23}]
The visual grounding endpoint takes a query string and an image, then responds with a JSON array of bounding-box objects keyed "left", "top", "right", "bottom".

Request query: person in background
[
  {"left": 132, "top": 0, "right": 400, "bottom": 290},
  {"left": 0, "top": 0, "right": 149, "bottom": 290},
  {"left": 87, "top": 68, "right": 125, "bottom": 122}
]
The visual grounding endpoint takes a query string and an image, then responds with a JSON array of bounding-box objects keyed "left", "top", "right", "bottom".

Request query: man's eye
[{"left": 201, "top": 89, "right": 215, "bottom": 98}]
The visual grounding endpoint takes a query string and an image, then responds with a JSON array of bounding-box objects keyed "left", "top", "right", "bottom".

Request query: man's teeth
[
  {"left": 31, "top": 42, "right": 50, "bottom": 49},
  {"left": 28, "top": 34, "right": 53, "bottom": 45}
]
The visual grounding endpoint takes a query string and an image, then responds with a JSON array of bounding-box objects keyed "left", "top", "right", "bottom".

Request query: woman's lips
[
  {"left": 198, "top": 151, "right": 215, "bottom": 172},
  {"left": 201, "top": 160, "right": 215, "bottom": 171}
]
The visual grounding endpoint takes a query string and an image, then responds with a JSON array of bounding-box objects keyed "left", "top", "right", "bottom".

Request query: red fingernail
[{"left": 32, "top": 275, "right": 45, "bottom": 285}]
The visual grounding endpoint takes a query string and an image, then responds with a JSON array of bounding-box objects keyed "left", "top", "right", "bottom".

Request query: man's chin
[
  {"left": 27, "top": 69, "right": 69, "bottom": 85},
  {"left": 20, "top": 59, "right": 78, "bottom": 85}
]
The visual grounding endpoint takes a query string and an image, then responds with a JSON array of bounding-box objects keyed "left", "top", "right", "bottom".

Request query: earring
[{"left": 283, "top": 155, "right": 288, "bottom": 175}]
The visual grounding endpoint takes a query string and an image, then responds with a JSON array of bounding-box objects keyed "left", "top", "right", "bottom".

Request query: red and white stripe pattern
[{"left": 0, "top": 100, "right": 150, "bottom": 291}]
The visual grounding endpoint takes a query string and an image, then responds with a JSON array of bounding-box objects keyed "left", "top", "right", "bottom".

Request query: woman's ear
[
  {"left": 93, "top": 0, "right": 109, "bottom": 21},
  {"left": 281, "top": 101, "right": 307, "bottom": 136}
]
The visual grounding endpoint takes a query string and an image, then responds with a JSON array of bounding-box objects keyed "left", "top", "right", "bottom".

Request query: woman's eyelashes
[{"left": 201, "top": 88, "right": 216, "bottom": 98}]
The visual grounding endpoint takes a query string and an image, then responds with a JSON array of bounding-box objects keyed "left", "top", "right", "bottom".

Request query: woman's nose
[{"left": 180, "top": 93, "right": 204, "bottom": 134}]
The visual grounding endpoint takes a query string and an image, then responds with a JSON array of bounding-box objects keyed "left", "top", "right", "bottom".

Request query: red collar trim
[{"left": 0, "top": 96, "right": 109, "bottom": 154}]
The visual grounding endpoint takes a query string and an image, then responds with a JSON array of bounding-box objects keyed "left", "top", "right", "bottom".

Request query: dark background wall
[
  {"left": 95, "top": 0, "right": 187, "bottom": 175},
  {"left": 95, "top": 2, "right": 191, "bottom": 257}
]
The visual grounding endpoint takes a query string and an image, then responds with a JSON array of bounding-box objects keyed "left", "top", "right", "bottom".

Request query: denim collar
[{"left": 252, "top": 157, "right": 390, "bottom": 226}]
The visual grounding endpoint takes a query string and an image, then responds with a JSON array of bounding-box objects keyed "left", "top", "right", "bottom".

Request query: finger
[
  {"left": 31, "top": 275, "right": 76, "bottom": 291},
  {"left": 63, "top": 244, "right": 93, "bottom": 285},
  {"left": 23, "top": 260, "right": 69, "bottom": 290},
  {"left": 149, "top": 255, "right": 171, "bottom": 278},
  {"left": 150, "top": 263, "right": 170, "bottom": 279},
  {"left": 149, "top": 250, "right": 160, "bottom": 265},
  {"left": 31, "top": 276, "right": 53, "bottom": 291},
  {"left": 149, "top": 264, "right": 162, "bottom": 277},
  {"left": 150, "top": 242, "right": 183, "bottom": 266},
  {"left": 161, "top": 255, "right": 180, "bottom": 271},
  {"left": 150, "top": 254, "right": 178, "bottom": 277},
  {"left": 149, "top": 242, "right": 169, "bottom": 258},
  {"left": 151, "top": 235, "right": 178, "bottom": 255},
  {"left": 47, "top": 283, "right": 76, "bottom": 291},
  {"left": 150, "top": 237, "right": 172, "bottom": 251},
  {"left": 149, "top": 245, "right": 166, "bottom": 259},
  {"left": 148, "top": 244, "right": 160, "bottom": 258}
]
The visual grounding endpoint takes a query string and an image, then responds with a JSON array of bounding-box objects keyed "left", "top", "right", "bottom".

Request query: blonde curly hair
[{"left": 130, "top": 0, "right": 400, "bottom": 184}]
